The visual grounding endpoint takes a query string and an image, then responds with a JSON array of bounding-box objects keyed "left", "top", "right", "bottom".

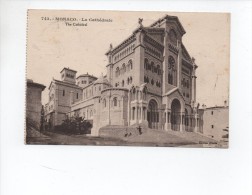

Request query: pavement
[{"left": 26, "top": 127, "right": 222, "bottom": 148}]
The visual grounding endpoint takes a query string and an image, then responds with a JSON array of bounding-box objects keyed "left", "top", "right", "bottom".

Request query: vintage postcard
[{"left": 26, "top": 10, "right": 230, "bottom": 147}]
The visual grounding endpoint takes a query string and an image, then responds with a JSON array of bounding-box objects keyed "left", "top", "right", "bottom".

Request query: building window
[
  {"left": 122, "top": 63, "right": 126, "bottom": 74},
  {"left": 150, "top": 62, "right": 154, "bottom": 72},
  {"left": 211, "top": 111, "right": 214, "bottom": 115},
  {"left": 168, "top": 73, "right": 173, "bottom": 84},
  {"left": 122, "top": 80, "right": 124, "bottom": 87},
  {"left": 63, "top": 90, "right": 65, "bottom": 96},
  {"left": 76, "top": 93, "right": 78, "bottom": 99},
  {"left": 115, "top": 67, "right": 120, "bottom": 77},
  {"left": 128, "top": 60, "right": 133, "bottom": 70},
  {"left": 211, "top": 125, "right": 214, "bottom": 129},
  {"left": 144, "top": 58, "right": 148, "bottom": 70},
  {"left": 150, "top": 79, "right": 154, "bottom": 85},
  {"left": 113, "top": 97, "right": 117, "bottom": 107},
  {"left": 157, "top": 65, "right": 161, "bottom": 75},
  {"left": 103, "top": 99, "right": 106, "bottom": 107}
]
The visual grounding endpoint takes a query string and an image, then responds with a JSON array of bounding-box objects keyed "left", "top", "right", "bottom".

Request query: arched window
[
  {"left": 122, "top": 80, "right": 124, "bottom": 87},
  {"left": 151, "top": 79, "right": 154, "bottom": 85},
  {"left": 115, "top": 67, "right": 120, "bottom": 77},
  {"left": 150, "top": 61, "right": 154, "bottom": 72},
  {"left": 122, "top": 63, "right": 126, "bottom": 74},
  {"left": 157, "top": 65, "right": 161, "bottom": 75},
  {"left": 168, "top": 73, "right": 173, "bottom": 85},
  {"left": 63, "top": 90, "right": 65, "bottom": 96},
  {"left": 103, "top": 99, "right": 106, "bottom": 107},
  {"left": 113, "top": 97, "right": 117, "bottom": 107},
  {"left": 128, "top": 60, "right": 133, "bottom": 70},
  {"left": 144, "top": 58, "right": 149, "bottom": 70},
  {"left": 168, "top": 55, "right": 175, "bottom": 69}
]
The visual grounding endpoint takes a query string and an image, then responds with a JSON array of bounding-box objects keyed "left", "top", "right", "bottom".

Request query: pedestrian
[
  {"left": 124, "top": 127, "right": 128, "bottom": 137},
  {"left": 137, "top": 125, "right": 142, "bottom": 135}
]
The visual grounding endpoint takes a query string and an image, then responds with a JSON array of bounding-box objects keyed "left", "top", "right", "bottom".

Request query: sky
[{"left": 27, "top": 10, "right": 230, "bottom": 107}]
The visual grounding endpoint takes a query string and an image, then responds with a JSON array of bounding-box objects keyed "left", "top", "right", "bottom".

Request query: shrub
[{"left": 58, "top": 116, "right": 92, "bottom": 135}]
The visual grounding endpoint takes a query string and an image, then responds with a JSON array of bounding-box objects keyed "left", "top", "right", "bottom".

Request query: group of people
[{"left": 124, "top": 125, "right": 142, "bottom": 137}]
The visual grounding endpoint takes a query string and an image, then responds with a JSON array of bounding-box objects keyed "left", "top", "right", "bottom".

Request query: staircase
[
  {"left": 99, "top": 125, "right": 218, "bottom": 146},
  {"left": 99, "top": 125, "right": 147, "bottom": 139},
  {"left": 167, "top": 130, "right": 218, "bottom": 144}
]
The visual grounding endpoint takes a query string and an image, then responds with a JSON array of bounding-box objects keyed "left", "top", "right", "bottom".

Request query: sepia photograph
[{"left": 26, "top": 10, "right": 230, "bottom": 148}]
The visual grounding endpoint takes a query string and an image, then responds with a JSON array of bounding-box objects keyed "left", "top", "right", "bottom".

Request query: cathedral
[{"left": 44, "top": 15, "right": 200, "bottom": 136}]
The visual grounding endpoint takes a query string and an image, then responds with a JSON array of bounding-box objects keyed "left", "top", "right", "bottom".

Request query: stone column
[
  {"left": 194, "top": 114, "right": 199, "bottom": 132},
  {"left": 134, "top": 29, "right": 145, "bottom": 86},
  {"left": 164, "top": 109, "right": 168, "bottom": 131},
  {"left": 127, "top": 91, "right": 131, "bottom": 126},
  {"left": 158, "top": 110, "right": 162, "bottom": 129},
  {"left": 140, "top": 106, "right": 143, "bottom": 121},
  {"left": 180, "top": 112, "right": 185, "bottom": 132},
  {"left": 131, "top": 107, "right": 133, "bottom": 120},
  {"left": 165, "top": 109, "right": 172, "bottom": 131},
  {"left": 191, "top": 58, "right": 198, "bottom": 103},
  {"left": 177, "top": 40, "right": 182, "bottom": 88}
]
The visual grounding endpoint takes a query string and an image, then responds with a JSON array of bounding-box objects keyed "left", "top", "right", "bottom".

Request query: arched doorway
[
  {"left": 171, "top": 99, "right": 181, "bottom": 131},
  {"left": 147, "top": 99, "right": 159, "bottom": 129}
]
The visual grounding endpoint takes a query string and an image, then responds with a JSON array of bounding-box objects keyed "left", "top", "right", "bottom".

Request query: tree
[{"left": 60, "top": 116, "right": 92, "bottom": 135}]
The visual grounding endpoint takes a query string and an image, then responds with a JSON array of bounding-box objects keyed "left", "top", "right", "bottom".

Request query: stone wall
[{"left": 26, "top": 80, "right": 45, "bottom": 130}]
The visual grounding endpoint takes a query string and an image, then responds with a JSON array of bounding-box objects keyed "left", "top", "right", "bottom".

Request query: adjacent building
[
  {"left": 45, "top": 15, "right": 201, "bottom": 136},
  {"left": 26, "top": 79, "right": 46, "bottom": 131},
  {"left": 199, "top": 102, "right": 229, "bottom": 141}
]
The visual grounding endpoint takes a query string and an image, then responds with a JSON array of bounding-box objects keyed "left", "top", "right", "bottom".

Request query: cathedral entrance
[
  {"left": 147, "top": 99, "right": 159, "bottom": 129},
  {"left": 171, "top": 99, "right": 181, "bottom": 131}
]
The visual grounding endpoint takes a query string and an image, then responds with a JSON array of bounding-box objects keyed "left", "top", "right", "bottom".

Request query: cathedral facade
[{"left": 44, "top": 15, "right": 200, "bottom": 136}]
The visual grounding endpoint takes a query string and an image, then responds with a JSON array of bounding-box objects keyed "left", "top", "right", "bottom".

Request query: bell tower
[{"left": 60, "top": 67, "right": 77, "bottom": 84}]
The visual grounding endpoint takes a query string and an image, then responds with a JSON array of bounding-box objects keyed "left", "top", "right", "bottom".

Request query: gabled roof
[
  {"left": 48, "top": 79, "right": 81, "bottom": 90},
  {"left": 181, "top": 43, "right": 193, "bottom": 63},
  {"left": 149, "top": 15, "right": 186, "bottom": 35},
  {"left": 105, "top": 15, "right": 185, "bottom": 56},
  {"left": 77, "top": 73, "right": 97, "bottom": 79},
  {"left": 164, "top": 87, "right": 185, "bottom": 102},
  {"left": 60, "top": 67, "right": 77, "bottom": 73}
]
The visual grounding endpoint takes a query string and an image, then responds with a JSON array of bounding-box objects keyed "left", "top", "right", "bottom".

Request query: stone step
[
  {"left": 99, "top": 125, "right": 217, "bottom": 145},
  {"left": 99, "top": 125, "right": 147, "bottom": 138}
]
